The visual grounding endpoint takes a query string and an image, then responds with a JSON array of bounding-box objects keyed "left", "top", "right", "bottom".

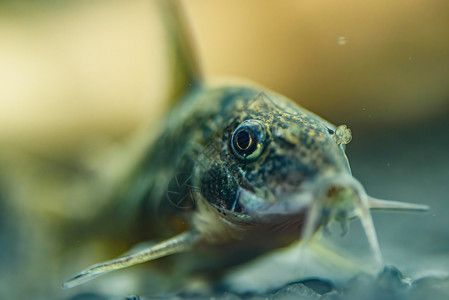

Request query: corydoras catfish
[{"left": 64, "top": 0, "right": 428, "bottom": 289}]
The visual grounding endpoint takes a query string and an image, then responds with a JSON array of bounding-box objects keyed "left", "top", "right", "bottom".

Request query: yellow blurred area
[
  {"left": 0, "top": 0, "right": 169, "bottom": 155},
  {"left": 186, "top": 0, "right": 449, "bottom": 125},
  {"left": 0, "top": 0, "right": 448, "bottom": 156}
]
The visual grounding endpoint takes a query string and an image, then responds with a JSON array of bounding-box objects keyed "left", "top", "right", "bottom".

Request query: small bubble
[
  {"left": 334, "top": 125, "right": 352, "bottom": 145},
  {"left": 386, "top": 162, "right": 391, "bottom": 167},
  {"left": 337, "top": 36, "right": 347, "bottom": 46}
]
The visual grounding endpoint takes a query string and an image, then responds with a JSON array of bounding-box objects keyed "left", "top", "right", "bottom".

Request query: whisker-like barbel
[{"left": 368, "top": 197, "right": 429, "bottom": 212}]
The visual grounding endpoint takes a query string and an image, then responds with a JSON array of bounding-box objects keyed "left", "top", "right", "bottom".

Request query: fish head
[
  {"left": 196, "top": 86, "right": 354, "bottom": 225},
  {"left": 194, "top": 86, "right": 427, "bottom": 262}
]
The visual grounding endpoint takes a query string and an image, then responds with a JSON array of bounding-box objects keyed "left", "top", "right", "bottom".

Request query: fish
[{"left": 63, "top": 0, "right": 428, "bottom": 290}]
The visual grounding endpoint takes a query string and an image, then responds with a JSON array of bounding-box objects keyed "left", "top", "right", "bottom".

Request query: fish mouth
[{"left": 237, "top": 173, "right": 429, "bottom": 266}]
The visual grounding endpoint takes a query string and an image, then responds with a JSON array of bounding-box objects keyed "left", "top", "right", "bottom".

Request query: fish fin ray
[{"left": 62, "top": 230, "right": 201, "bottom": 289}]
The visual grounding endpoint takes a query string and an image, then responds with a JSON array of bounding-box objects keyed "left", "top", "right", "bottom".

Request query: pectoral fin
[{"left": 63, "top": 230, "right": 201, "bottom": 289}]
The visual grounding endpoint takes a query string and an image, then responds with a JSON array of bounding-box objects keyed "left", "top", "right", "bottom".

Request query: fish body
[{"left": 63, "top": 1, "right": 428, "bottom": 290}]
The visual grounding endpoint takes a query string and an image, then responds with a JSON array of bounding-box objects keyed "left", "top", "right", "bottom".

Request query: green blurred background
[{"left": 0, "top": 0, "right": 448, "bottom": 299}]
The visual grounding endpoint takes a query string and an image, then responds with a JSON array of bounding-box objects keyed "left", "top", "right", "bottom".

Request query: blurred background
[{"left": 0, "top": 0, "right": 448, "bottom": 299}]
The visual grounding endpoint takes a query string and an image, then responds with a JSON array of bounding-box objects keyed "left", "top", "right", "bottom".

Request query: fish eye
[
  {"left": 236, "top": 130, "right": 252, "bottom": 150},
  {"left": 231, "top": 120, "right": 267, "bottom": 160}
]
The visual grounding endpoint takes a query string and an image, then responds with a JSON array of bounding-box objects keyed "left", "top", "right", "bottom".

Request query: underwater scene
[{"left": 0, "top": 1, "right": 448, "bottom": 299}]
